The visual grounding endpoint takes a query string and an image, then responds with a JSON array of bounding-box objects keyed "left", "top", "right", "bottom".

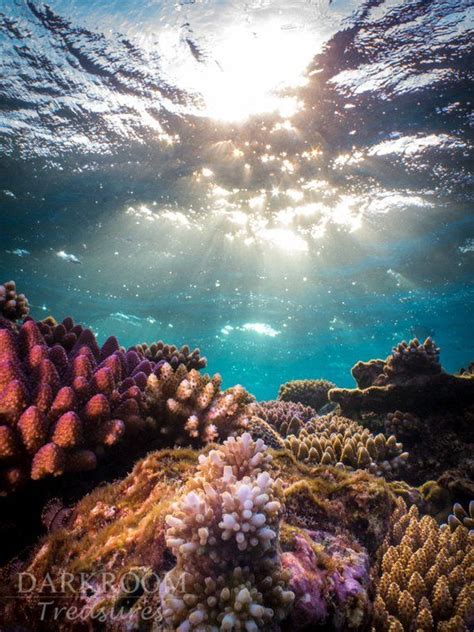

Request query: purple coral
[{"left": 282, "top": 530, "right": 370, "bottom": 630}]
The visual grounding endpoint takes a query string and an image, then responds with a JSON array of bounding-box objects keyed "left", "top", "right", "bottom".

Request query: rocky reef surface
[{"left": 0, "top": 282, "right": 472, "bottom": 631}]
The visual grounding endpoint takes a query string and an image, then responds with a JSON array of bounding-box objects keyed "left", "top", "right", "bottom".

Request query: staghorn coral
[
  {"left": 144, "top": 362, "right": 253, "bottom": 446},
  {"left": 385, "top": 410, "right": 423, "bottom": 442},
  {"left": 372, "top": 499, "right": 474, "bottom": 632},
  {"left": 0, "top": 281, "right": 29, "bottom": 323},
  {"left": 284, "top": 415, "right": 408, "bottom": 477},
  {"left": 442, "top": 501, "right": 474, "bottom": 534},
  {"left": 131, "top": 340, "right": 207, "bottom": 371},
  {"left": 278, "top": 379, "right": 336, "bottom": 412},
  {"left": 160, "top": 433, "right": 294, "bottom": 631},
  {"left": 330, "top": 338, "right": 474, "bottom": 415},
  {"left": 0, "top": 318, "right": 150, "bottom": 494},
  {"left": 250, "top": 400, "right": 316, "bottom": 437}
]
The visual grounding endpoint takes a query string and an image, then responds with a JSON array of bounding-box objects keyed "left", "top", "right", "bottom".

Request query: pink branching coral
[
  {"left": 160, "top": 433, "right": 294, "bottom": 630},
  {"left": 145, "top": 363, "right": 253, "bottom": 446},
  {"left": 0, "top": 319, "right": 149, "bottom": 494},
  {"left": 0, "top": 281, "right": 29, "bottom": 323}
]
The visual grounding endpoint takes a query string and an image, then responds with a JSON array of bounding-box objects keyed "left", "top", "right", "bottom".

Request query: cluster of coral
[
  {"left": 0, "top": 319, "right": 149, "bottom": 493},
  {"left": 131, "top": 340, "right": 206, "bottom": 371},
  {"left": 145, "top": 364, "right": 252, "bottom": 446},
  {"left": 373, "top": 499, "right": 473, "bottom": 631},
  {"left": 284, "top": 415, "right": 408, "bottom": 476},
  {"left": 329, "top": 337, "right": 474, "bottom": 414},
  {"left": 0, "top": 281, "right": 29, "bottom": 324},
  {"left": 250, "top": 400, "right": 316, "bottom": 436},
  {"left": 160, "top": 433, "right": 294, "bottom": 630},
  {"left": 278, "top": 378, "right": 335, "bottom": 412},
  {"left": 0, "top": 299, "right": 254, "bottom": 495},
  {"left": 0, "top": 284, "right": 473, "bottom": 631}
]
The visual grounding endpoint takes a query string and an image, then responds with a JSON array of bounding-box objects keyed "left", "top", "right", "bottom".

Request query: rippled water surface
[{"left": 0, "top": 0, "right": 473, "bottom": 397}]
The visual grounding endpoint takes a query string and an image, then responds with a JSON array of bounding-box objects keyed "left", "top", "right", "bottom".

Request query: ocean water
[{"left": 0, "top": 0, "right": 473, "bottom": 400}]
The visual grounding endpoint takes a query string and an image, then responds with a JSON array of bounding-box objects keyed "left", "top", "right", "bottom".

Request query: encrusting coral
[
  {"left": 278, "top": 379, "right": 336, "bottom": 412},
  {"left": 330, "top": 337, "right": 474, "bottom": 414},
  {"left": 283, "top": 414, "right": 408, "bottom": 476},
  {"left": 160, "top": 433, "right": 294, "bottom": 630},
  {"left": 0, "top": 281, "right": 29, "bottom": 323},
  {"left": 144, "top": 363, "right": 253, "bottom": 446},
  {"left": 250, "top": 400, "right": 317, "bottom": 436},
  {"left": 372, "top": 498, "right": 474, "bottom": 631},
  {"left": 0, "top": 319, "right": 150, "bottom": 494},
  {"left": 131, "top": 340, "right": 207, "bottom": 371}
]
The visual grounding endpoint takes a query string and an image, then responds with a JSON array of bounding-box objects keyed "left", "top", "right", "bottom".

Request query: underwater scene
[{"left": 0, "top": 0, "right": 473, "bottom": 630}]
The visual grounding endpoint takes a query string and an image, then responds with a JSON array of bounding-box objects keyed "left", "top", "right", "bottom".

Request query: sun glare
[{"left": 179, "top": 21, "right": 315, "bottom": 121}]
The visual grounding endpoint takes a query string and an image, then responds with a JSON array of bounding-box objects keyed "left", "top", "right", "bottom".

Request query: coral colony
[{"left": 0, "top": 281, "right": 473, "bottom": 631}]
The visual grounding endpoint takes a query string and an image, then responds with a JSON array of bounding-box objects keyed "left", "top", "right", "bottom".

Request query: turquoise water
[{"left": 1, "top": 0, "right": 473, "bottom": 399}]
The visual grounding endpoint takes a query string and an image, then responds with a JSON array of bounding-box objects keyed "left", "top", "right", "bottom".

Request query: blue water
[{"left": 0, "top": 0, "right": 473, "bottom": 399}]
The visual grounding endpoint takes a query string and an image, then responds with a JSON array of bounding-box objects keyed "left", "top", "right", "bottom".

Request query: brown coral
[
  {"left": 0, "top": 281, "right": 29, "bottom": 323},
  {"left": 372, "top": 499, "right": 474, "bottom": 631},
  {"left": 284, "top": 415, "right": 408, "bottom": 476},
  {"left": 443, "top": 501, "right": 474, "bottom": 533},
  {"left": 385, "top": 410, "right": 423, "bottom": 442},
  {"left": 144, "top": 362, "right": 253, "bottom": 446},
  {"left": 330, "top": 338, "right": 474, "bottom": 415},
  {"left": 278, "top": 379, "right": 336, "bottom": 412},
  {"left": 131, "top": 340, "right": 207, "bottom": 371},
  {"left": 250, "top": 399, "right": 317, "bottom": 436}
]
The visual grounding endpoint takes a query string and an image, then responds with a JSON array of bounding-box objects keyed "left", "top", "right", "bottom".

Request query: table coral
[
  {"left": 329, "top": 337, "right": 474, "bottom": 414},
  {"left": 278, "top": 379, "right": 336, "bottom": 412},
  {"left": 283, "top": 414, "right": 408, "bottom": 477},
  {"left": 0, "top": 281, "right": 29, "bottom": 323},
  {"left": 372, "top": 499, "right": 474, "bottom": 632}
]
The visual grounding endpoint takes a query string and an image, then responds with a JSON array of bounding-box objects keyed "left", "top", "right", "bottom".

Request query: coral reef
[
  {"left": 160, "top": 433, "right": 294, "bottom": 630},
  {"left": 0, "top": 319, "right": 149, "bottom": 494},
  {"left": 0, "top": 281, "right": 29, "bottom": 323},
  {"left": 278, "top": 379, "right": 336, "bottom": 412},
  {"left": 131, "top": 340, "right": 207, "bottom": 371},
  {"left": 283, "top": 414, "right": 408, "bottom": 477},
  {"left": 250, "top": 400, "right": 316, "bottom": 436},
  {"left": 372, "top": 499, "right": 474, "bottom": 631},
  {"left": 330, "top": 337, "right": 474, "bottom": 414},
  {"left": 0, "top": 442, "right": 400, "bottom": 630},
  {"left": 144, "top": 363, "right": 253, "bottom": 446}
]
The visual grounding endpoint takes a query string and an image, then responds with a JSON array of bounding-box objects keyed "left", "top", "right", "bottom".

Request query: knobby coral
[
  {"left": 284, "top": 415, "right": 408, "bottom": 476},
  {"left": 0, "top": 319, "right": 149, "bottom": 493},
  {"left": 131, "top": 340, "right": 207, "bottom": 371},
  {"left": 373, "top": 499, "right": 474, "bottom": 631},
  {"left": 0, "top": 281, "right": 29, "bottom": 323},
  {"left": 36, "top": 316, "right": 86, "bottom": 353},
  {"left": 160, "top": 432, "right": 294, "bottom": 631},
  {"left": 385, "top": 410, "right": 423, "bottom": 442},
  {"left": 144, "top": 363, "right": 253, "bottom": 446},
  {"left": 250, "top": 400, "right": 316, "bottom": 437},
  {"left": 278, "top": 379, "right": 335, "bottom": 412},
  {"left": 442, "top": 501, "right": 474, "bottom": 534}
]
